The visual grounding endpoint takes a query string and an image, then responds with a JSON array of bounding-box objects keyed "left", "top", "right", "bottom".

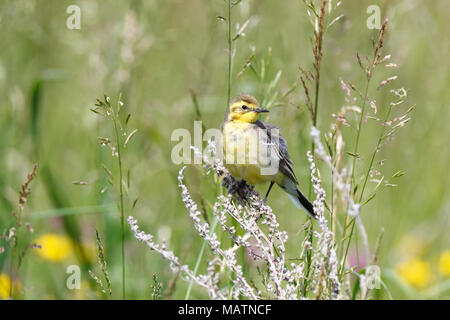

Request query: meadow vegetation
[{"left": 0, "top": 0, "right": 449, "bottom": 299}]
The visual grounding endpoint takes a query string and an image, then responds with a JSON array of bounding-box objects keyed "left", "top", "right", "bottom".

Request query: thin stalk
[
  {"left": 331, "top": 169, "right": 336, "bottom": 239},
  {"left": 308, "top": 76, "right": 321, "bottom": 195},
  {"left": 186, "top": 175, "right": 223, "bottom": 299},
  {"left": 9, "top": 202, "right": 24, "bottom": 298},
  {"left": 225, "top": 0, "right": 244, "bottom": 294},
  {"left": 112, "top": 107, "right": 126, "bottom": 300},
  {"left": 340, "top": 92, "right": 392, "bottom": 279},
  {"left": 308, "top": 0, "right": 325, "bottom": 197},
  {"left": 9, "top": 220, "right": 21, "bottom": 297},
  {"left": 305, "top": 77, "right": 320, "bottom": 287},
  {"left": 226, "top": 0, "right": 232, "bottom": 106},
  {"left": 359, "top": 104, "right": 393, "bottom": 202},
  {"left": 350, "top": 79, "right": 372, "bottom": 187},
  {"left": 339, "top": 218, "right": 355, "bottom": 278},
  {"left": 339, "top": 78, "right": 371, "bottom": 279},
  {"left": 306, "top": 76, "right": 321, "bottom": 280},
  {"left": 312, "top": 75, "right": 321, "bottom": 128},
  {"left": 9, "top": 244, "right": 16, "bottom": 297},
  {"left": 185, "top": 217, "right": 219, "bottom": 299},
  {"left": 304, "top": 0, "right": 326, "bottom": 296}
]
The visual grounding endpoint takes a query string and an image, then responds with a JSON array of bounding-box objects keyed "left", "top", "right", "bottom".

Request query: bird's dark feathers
[{"left": 254, "top": 120, "right": 299, "bottom": 185}]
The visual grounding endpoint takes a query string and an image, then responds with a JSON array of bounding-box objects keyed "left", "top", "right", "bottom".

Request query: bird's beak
[{"left": 255, "top": 107, "right": 269, "bottom": 113}]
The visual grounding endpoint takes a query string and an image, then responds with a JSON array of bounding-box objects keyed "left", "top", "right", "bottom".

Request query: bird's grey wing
[{"left": 255, "top": 120, "right": 299, "bottom": 185}]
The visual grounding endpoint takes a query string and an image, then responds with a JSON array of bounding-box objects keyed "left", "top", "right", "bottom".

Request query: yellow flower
[
  {"left": 396, "top": 258, "right": 432, "bottom": 289},
  {"left": 35, "top": 234, "right": 72, "bottom": 262},
  {"left": 0, "top": 274, "right": 12, "bottom": 299},
  {"left": 0, "top": 274, "right": 21, "bottom": 299},
  {"left": 439, "top": 250, "right": 450, "bottom": 276}
]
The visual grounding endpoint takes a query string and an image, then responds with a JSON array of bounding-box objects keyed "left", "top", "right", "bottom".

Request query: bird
[{"left": 221, "top": 93, "right": 316, "bottom": 219}]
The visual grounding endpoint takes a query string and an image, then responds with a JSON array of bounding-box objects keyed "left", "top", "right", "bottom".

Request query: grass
[
  {"left": 299, "top": 0, "right": 330, "bottom": 294},
  {"left": 92, "top": 94, "right": 131, "bottom": 299},
  {"left": 0, "top": 0, "right": 449, "bottom": 300}
]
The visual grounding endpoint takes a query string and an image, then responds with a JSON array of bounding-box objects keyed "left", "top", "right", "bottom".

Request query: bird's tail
[{"left": 278, "top": 177, "right": 317, "bottom": 219}]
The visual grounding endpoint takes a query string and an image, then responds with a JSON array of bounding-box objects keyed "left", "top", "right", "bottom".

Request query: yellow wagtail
[{"left": 222, "top": 93, "right": 316, "bottom": 218}]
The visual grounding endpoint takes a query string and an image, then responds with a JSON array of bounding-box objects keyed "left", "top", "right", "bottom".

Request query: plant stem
[
  {"left": 185, "top": 217, "right": 219, "bottom": 299},
  {"left": 9, "top": 212, "right": 23, "bottom": 298},
  {"left": 350, "top": 79, "right": 372, "bottom": 187},
  {"left": 331, "top": 169, "right": 336, "bottom": 239},
  {"left": 9, "top": 244, "right": 16, "bottom": 297},
  {"left": 359, "top": 104, "right": 393, "bottom": 202},
  {"left": 112, "top": 104, "right": 126, "bottom": 300},
  {"left": 304, "top": 0, "right": 327, "bottom": 294},
  {"left": 227, "top": 0, "right": 232, "bottom": 106},
  {"left": 340, "top": 84, "right": 393, "bottom": 280},
  {"left": 339, "top": 77, "right": 371, "bottom": 279}
]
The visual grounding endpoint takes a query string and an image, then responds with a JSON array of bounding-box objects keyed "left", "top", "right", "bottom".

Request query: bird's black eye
[{"left": 241, "top": 105, "right": 248, "bottom": 110}]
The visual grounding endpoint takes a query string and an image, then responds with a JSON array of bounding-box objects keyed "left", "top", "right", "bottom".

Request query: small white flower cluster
[
  {"left": 310, "top": 126, "right": 361, "bottom": 219},
  {"left": 177, "top": 166, "right": 258, "bottom": 299},
  {"left": 128, "top": 215, "right": 227, "bottom": 299},
  {"left": 215, "top": 193, "right": 294, "bottom": 298},
  {"left": 307, "top": 150, "right": 341, "bottom": 299},
  {"left": 310, "top": 126, "right": 370, "bottom": 282},
  {"left": 128, "top": 140, "right": 345, "bottom": 299}
]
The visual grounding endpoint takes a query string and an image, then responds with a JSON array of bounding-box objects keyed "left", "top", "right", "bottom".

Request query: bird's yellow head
[{"left": 226, "top": 94, "right": 268, "bottom": 123}]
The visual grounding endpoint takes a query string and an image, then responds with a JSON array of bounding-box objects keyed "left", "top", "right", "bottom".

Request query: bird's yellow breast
[{"left": 222, "top": 121, "right": 279, "bottom": 185}]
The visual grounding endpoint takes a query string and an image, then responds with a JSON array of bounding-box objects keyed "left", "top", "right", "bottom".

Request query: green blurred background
[{"left": 0, "top": 0, "right": 449, "bottom": 299}]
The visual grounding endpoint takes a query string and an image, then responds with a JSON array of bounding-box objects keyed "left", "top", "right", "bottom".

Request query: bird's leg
[
  {"left": 257, "top": 182, "right": 275, "bottom": 223},
  {"left": 236, "top": 179, "right": 249, "bottom": 202},
  {"left": 230, "top": 179, "right": 248, "bottom": 207},
  {"left": 263, "top": 181, "right": 275, "bottom": 204},
  {"left": 237, "top": 179, "right": 247, "bottom": 189}
]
